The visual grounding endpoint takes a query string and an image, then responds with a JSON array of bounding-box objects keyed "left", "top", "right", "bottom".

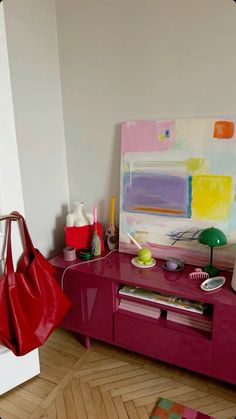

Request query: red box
[{"left": 64, "top": 223, "right": 104, "bottom": 251}]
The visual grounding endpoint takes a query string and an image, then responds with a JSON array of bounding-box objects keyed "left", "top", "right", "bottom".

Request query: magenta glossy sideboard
[{"left": 50, "top": 251, "right": 236, "bottom": 385}]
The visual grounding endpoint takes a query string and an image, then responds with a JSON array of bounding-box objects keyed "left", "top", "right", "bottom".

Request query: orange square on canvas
[{"left": 213, "top": 121, "right": 234, "bottom": 139}]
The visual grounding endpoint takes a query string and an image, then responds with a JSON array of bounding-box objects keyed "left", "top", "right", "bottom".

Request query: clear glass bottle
[{"left": 91, "top": 228, "right": 101, "bottom": 256}]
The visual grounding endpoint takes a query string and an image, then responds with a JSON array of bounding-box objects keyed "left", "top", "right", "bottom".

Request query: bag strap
[
  {"left": 2, "top": 212, "right": 36, "bottom": 274},
  {"left": 0, "top": 213, "right": 20, "bottom": 274},
  {"left": 5, "top": 218, "right": 15, "bottom": 274},
  {"left": 0, "top": 214, "right": 20, "bottom": 222},
  {"left": 10, "top": 212, "right": 34, "bottom": 252}
]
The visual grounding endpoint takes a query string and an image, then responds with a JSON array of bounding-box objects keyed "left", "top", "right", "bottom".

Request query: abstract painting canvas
[{"left": 119, "top": 117, "right": 236, "bottom": 269}]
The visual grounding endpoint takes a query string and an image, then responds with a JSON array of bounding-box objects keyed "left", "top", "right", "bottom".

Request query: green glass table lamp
[{"left": 198, "top": 227, "right": 227, "bottom": 277}]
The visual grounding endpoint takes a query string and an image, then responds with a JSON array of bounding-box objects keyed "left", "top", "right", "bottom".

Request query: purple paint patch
[{"left": 123, "top": 172, "right": 191, "bottom": 217}]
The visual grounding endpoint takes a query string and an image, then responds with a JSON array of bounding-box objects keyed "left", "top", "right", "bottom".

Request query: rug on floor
[{"left": 150, "top": 398, "right": 215, "bottom": 419}]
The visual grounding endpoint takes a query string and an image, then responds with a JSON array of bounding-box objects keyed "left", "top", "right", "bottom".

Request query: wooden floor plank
[
  {"left": 99, "top": 370, "right": 157, "bottom": 393},
  {"left": 0, "top": 407, "right": 20, "bottom": 419},
  {"left": 70, "top": 379, "right": 88, "bottom": 419},
  {"left": 44, "top": 339, "right": 84, "bottom": 358},
  {"left": 55, "top": 390, "right": 67, "bottom": 419},
  {"left": 186, "top": 395, "right": 220, "bottom": 409},
  {"left": 15, "top": 388, "right": 43, "bottom": 406},
  {"left": 45, "top": 401, "right": 57, "bottom": 419},
  {"left": 111, "top": 376, "right": 171, "bottom": 397},
  {"left": 202, "top": 400, "right": 235, "bottom": 415},
  {"left": 214, "top": 406, "right": 236, "bottom": 419},
  {"left": 112, "top": 395, "right": 130, "bottom": 419},
  {"left": 113, "top": 396, "right": 129, "bottom": 419},
  {"left": 134, "top": 383, "right": 184, "bottom": 407},
  {"left": 76, "top": 360, "right": 128, "bottom": 376},
  {"left": 90, "top": 386, "right": 109, "bottom": 419},
  {"left": 101, "top": 391, "right": 119, "bottom": 419},
  {"left": 136, "top": 405, "right": 150, "bottom": 419},
  {"left": 125, "top": 400, "right": 141, "bottom": 419},
  {"left": 81, "top": 352, "right": 109, "bottom": 363},
  {"left": 4, "top": 393, "right": 38, "bottom": 413},
  {"left": 39, "top": 347, "right": 77, "bottom": 369},
  {"left": 80, "top": 382, "right": 98, "bottom": 419},
  {"left": 0, "top": 399, "right": 31, "bottom": 418},
  {"left": 158, "top": 385, "right": 195, "bottom": 399},
  {"left": 122, "top": 381, "right": 177, "bottom": 403},
  {"left": 63, "top": 382, "right": 78, "bottom": 419},
  {"left": 28, "top": 406, "right": 46, "bottom": 419},
  {"left": 21, "top": 377, "right": 55, "bottom": 399},
  {"left": 0, "top": 328, "right": 235, "bottom": 419},
  {"left": 171, "top": 389, "right": 207, "bottom": 403},
  {"left": 87, "top": 364, "right": 141, "bottom": 387}
]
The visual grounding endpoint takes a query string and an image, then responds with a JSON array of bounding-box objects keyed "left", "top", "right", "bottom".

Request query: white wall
[
  {"left": 55, "top": 0, "right": 236, "bottom": 226},
  {"left": 3, "top": 0, "right": 236, "bottom": 250},
  {"left": 4, "top": 0, "right": 69, "bottom": 256},
  {"left": 0, "top": 4, "right": 25, "bottom": 262}
]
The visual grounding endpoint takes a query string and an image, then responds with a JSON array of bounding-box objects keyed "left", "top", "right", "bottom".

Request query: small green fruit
[
  {"left": 144, "top": 259, "right": 153, "bottom": 265},
  {"left": 138, "top": 247, "right": 152, "bottom": 263}
]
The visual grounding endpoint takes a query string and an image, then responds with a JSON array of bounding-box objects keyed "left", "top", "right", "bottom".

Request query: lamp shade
[{"left": 198, "top": 227, "right": 227, "bottom": 247}]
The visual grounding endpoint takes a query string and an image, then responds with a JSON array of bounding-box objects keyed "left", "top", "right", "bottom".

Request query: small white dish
[
  {"left": 200, "top": 276, "right": 226, "bottom": 291},
  {"left": 131, "top": 257, "right": 156, "bottom": 269}
]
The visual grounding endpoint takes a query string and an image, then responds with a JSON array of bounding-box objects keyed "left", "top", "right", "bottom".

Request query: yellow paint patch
[
  {"left": 192, "top": 175, "right": 232, "bottom": 220},
  {"left": 186, "top": 158, "right": 208, "bottom": 174}
]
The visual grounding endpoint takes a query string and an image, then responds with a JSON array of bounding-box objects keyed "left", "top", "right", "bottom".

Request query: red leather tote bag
[{"left": 0, "top": 212, "right": 70, "bottom": 356}]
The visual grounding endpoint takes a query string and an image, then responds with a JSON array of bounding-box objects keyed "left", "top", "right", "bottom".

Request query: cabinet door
[
  {"left": 59, "top": 271, "right": 114, "bottom": 342},
  {"left": 114, "top": 312, "right": 211, "bottom": 375},
  {"left": 210, "top": 304, "right": 236, "bottom": 385}
]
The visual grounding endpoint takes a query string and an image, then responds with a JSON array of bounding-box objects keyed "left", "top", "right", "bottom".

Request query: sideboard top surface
[{"left": 51, "top": 251, "right": 236, "bottom": 306}]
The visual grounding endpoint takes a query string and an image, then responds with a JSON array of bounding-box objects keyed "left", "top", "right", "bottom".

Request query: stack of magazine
[
  {"left": 118, "top": 286, "right": 209, "bottom": 314},
  {"left": 119, "top": 299, "right": 161, "bottom": 319},
  {"left": 166, "top": 311, "right": 212, "bottom": 332}
]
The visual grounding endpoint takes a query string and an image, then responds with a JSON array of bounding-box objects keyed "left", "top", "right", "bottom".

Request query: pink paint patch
[{"left": 121, "top": 120, "right": 176, "bottom": 155}]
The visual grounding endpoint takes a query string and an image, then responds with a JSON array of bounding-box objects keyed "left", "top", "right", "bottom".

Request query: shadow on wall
[
  {"left": 105, "top": 123, "right": 121, "bottom": 227},
  {"left": 49, "top": 204, "right": 68, "bottom": 258}
]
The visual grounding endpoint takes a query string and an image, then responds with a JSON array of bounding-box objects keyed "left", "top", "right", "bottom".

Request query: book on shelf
[
  {"left": 119, "top": 285, "right": 209, "bottom": 314},
  {"left": 119, "top": 299, "right": 161, "bottom": 319},
  {"left": 166, "top": 311, "right": 212, "bottom": 332}
]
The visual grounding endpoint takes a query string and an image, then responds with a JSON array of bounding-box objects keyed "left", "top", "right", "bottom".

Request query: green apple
[
  {"left": 137, "top": 247, "right": 152, "bottom": 263},
  {"left": 144, "top": 259, "right": 153, "bottom": 265}
]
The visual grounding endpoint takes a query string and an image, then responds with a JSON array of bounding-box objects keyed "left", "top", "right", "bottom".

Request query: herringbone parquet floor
[{"left": 0, "top": 328, "right": 236, "bottom": 419}]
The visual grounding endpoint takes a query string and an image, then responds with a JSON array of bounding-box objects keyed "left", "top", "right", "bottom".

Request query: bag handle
[
  {"left": 10, "top": 211, "right": 35, "bottom": 254},
  {"left": 0, "top": 213, "right": 20, "bottom": 274},
  {"left": 0, "top": 214, "right": 20, "bottom": 222},
  {"left": 2, "top": 212, "right": 35, "bottom": 274},
  {"left": 5, "top": 218, "right": 15, "bottom": 274}
]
